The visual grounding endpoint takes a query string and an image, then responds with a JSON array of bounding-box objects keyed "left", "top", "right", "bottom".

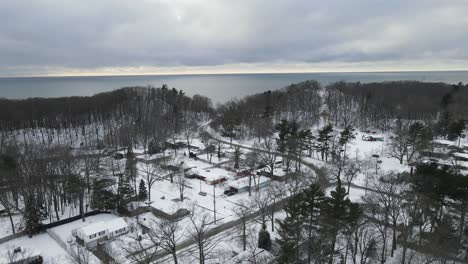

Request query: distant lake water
[{"left": 0, "top": 71, "right": 467, "bottom": 103}]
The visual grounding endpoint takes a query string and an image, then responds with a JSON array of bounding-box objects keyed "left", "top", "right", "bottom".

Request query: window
[
  {"left": 115, "top": 228, "right": 126, "bottom": 234},
  {"left": 98, "top": 231, "right": 105, "bottom": 236},
  {"left": 89, "top": 234, "right": 97, "bottom": 239}
]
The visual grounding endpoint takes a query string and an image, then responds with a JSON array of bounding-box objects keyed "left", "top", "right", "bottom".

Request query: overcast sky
[{"left": 1, "top": 0, "right": 467, "bottom": 77}]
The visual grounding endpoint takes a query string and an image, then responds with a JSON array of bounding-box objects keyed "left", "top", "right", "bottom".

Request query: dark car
[{"left": 224, "top": 190, "right": 236, "bottom": 196}]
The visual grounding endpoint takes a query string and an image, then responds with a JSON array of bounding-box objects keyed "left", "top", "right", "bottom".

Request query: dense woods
[
  {"left": 212, "top": 80, "right": 322, "bottom": 141},
  {"left": 326, "top": 81, "right": 468, "bottom": 131},
  {"left": 0, "top": 86, "right": 213, "bottom": 151}
]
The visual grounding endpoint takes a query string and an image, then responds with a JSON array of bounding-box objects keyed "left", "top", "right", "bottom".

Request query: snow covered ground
[
  {"left": 0, "top": 215, "right": 23, "bottom": 239},
  {"left": 0, "top": 233, "right": 71, "bottom": 263}
]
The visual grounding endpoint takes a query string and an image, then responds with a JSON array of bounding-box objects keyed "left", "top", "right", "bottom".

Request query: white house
[
  {"left": 75, "top": 218, "right": 129, "bottom": 248},
  {"left": 106, "top": 218, "right": 129, "bottom": 238},
  {"left": 229, "top": 176, "right": 271, "bottom": 193}
]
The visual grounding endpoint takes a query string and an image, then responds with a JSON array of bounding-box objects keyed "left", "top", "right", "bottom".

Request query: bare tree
[
  {"left": 188, "top": 208, "right": 223, "bottom": 264},
  {"left": 243, "top": 227, "right": 275, "bottom": 264},
  {"left": 267, "top": 181, "right": 285, "bottom": 232},
  {"left": 200, "top": 131, "right": 215, "bottom": 163},
  {"left": 387, "top": 119, "right": 408, "bottom": 164},
  {"left": 155, "top": 219, "right": 182, "bottom": 264},
  {"left": 241, "top": 150, "right": 260, "bottom": 197},
  {"left": 2, "top": 246, "right": 34, "bottom": 264},
  {"left": 343, "top": 161, "right": 361, "bottom": 194},
  {"left": 235, "top": 201, "right": 252, "bottom": 251},
  {"left": 251, "top": 191, "right": 270, "bottom": 227},
  {"left": 68, "top": 245, "right": 92, "bottom": 264},
  {"left": 182, "top": 120, "right": 198, "bottom": 154},
  {"left": 142, "top": 159, "right": 164, "bottom": 203},
  {"left": 119, "top": 230, "right": 161, "bottom": 264},
  {"left": 174, "top": 162, "right": 187, "bottom": 202},
  {"left": 258, "top": 137, "right": 278, "bottom": 178},
  {"left": 0, "top": 191, "right": 16, "bottom": 234},
  {"left": 348, "top": 221, "right": 378, "bottom": 264}
]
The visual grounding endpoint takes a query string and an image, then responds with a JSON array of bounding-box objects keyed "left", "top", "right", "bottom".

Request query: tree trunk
[
  {"left": 7, "top": 209, "right": 15, "bottom": 234},
  {"left": 391, "top": 218, "right": 397, "bottom": 257}
]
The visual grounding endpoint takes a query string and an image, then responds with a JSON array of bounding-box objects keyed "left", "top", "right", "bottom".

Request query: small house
[
  {"left": 106, "top": 218, "right": 129, "bottom": 238},
  {"left": 229, "top": 176, "right": 271, "bottom": 193},
  {"left": 453, "top": 152, "right": 468, "bottom": 162},
  {"left": 362, "top": 135, "right": 384, "bottom": 142},
  {"left": 75, "top": 218, "right": 129, "bottom": 248},
  {"left": 186, "top": 167, "right": 229, "bottom": 185}
]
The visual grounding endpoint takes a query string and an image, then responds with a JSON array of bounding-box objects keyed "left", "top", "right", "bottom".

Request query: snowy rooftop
[
  {"left": 454, "top": 152, "right": 468, "bottom": 159},
  {"left": 107, "top": 218, "right": 128, "bottom": 232},
  {"left": 77, "top": 217, "right": 127, "bottom": 236},
  {"left": 190, "top": 167, "right": 233, "bottom": 181},
  {"left": 229, "top": 176, "right": 270, "bottom": 189},
  {"left": 78, "top": 221, "right": 108, "bottom": 236}
]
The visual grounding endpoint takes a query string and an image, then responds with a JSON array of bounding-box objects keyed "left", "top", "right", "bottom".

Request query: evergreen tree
[
  {"left": 118, "top": 173, "right": 133, "bottom": 200},
  {"left": 448, "top": 119, "right": 465, "bottom": 143},
  {"left": 91, "top": 179, "right": 117, "bottom": 211},
  {"left": 277, "top": 193, "right": 305, "bottom": 263},
  {"left": 338, "top": 125, "right": 355, "bottom": 161},
  {"left": 302, "top": 184, "right": 326, "bottom": 263},
  {"left": 139, "top": 179, "right": 148, "bottom": 201},
  {"left": 23, "top": 198, "right": 45, "bottom": 237},
  {"left": 322, "top": 184, "right": 361, "bottom": 264},
  {"left": 258, "top": 223, "right": 272, "bottom": 251},
  {"left": 125, "top": 152, "right": 138, "bottom": 196},
  {"left": 318, "top": 124, "right": 334, "bottom": 161},
  {"left": 406, "top": 121, "right": 431, "bottom": 162},
  {"left": 429, "top": 216, "right": 460, "bottom": 262},
  {"left": 276, "top": 119, "right": 291, "bottom": 157}
]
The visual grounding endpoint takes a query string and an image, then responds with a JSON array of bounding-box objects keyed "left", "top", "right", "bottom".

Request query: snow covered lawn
[
  {"left": 0, "top": 215, "right": 23, "bottom": 239},
  {"left": 0, "top": 233, "right": 71, "bottom": 263}
]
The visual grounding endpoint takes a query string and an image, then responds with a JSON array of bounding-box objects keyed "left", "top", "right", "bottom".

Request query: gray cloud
[{"left": 0, "top": 0, "right": 467, "bottom": 76}]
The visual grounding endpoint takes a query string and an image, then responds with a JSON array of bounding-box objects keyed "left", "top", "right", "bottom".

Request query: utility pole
[{"left": 213, "top": 184, "right": 217, "bottom": 224}]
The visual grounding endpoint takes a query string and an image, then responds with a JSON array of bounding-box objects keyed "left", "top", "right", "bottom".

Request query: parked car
[{"left": 224, "top": 190, "right": 236, "bottom": 196}]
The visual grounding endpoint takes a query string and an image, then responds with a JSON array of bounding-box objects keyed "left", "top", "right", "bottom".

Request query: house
[
  {"left": 74, "top": 218, "right": 129, "bottom": 248},
  {"left": 453, "top": 152, "right": 468, "bottom": 162},
  {"left": 186, "top": 167, "right": 230, "bottom": 185},
  {"left": 361, "top": 135, "right": 384, "bottom": 142},
  {"left": 229, "top": 176, "right": 271, "bottom": 193},
  {"left": 256, "top": 167, "right": 289, "bottom": 181}
]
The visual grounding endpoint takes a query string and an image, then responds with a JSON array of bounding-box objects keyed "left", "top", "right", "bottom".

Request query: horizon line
[{"left": 1, "top": 68, "right": 468, "bottom": 79}]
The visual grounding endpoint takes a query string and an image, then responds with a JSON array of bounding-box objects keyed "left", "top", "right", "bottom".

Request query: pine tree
[
  {"left": 23, "top": 198, "right": 45, "bottom": 237},
  {"left": 322, "top": 184, "right": 361, "bottom": 264},
  {"left": 91, "top": 179, "right": 116, "bottom": 211},
  {"left": 302, "top": 184, "right": 326, "bottom": 263},
  {"left": 448, "top": 119, "right": 465, "bottom": 142},
  {"left": 258, "top": 223, "right": 272, "bottom": 251},
  {"left": 277, "top": 193, "right": 305, "bottom": 263},
  {"left": 338, "top": 125, "right": 355, "bottom": 162},
  {"left": 318, "top": 124, "right": 334, "bottom": 161},
  {"left": 125, "top": 152, "right": 138, "bottom": 196},
  {"left": 139, "top": 179, "right": 148, "bottom": 201},
  {"left": 118, "top": 173, "right": 133, "bottom": 200}
]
